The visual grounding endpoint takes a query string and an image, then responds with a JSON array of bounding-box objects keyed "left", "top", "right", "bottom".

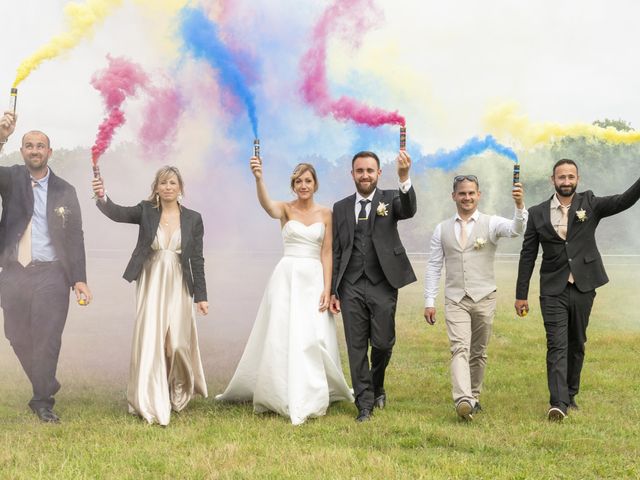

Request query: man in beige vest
[{"left": 424, "top": 175, "right": 526, "bottom": 420}]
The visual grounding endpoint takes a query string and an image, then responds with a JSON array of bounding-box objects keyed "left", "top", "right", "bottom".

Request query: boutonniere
[
  {"left": 55, "top": 206, "right": 69, "bottom": 228},
  {"left": 576, "top": 209, "right": 587, "bottom": 222},
  {"left": 473, "top": 237, "right": 487, "bottom": 250},
  {"left": 376, "top": 202, "right": 389, "bottom": 217}
]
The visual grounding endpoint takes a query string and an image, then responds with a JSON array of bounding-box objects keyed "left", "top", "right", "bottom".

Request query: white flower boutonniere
[
  {"left": 55, "top": 206, "right": 69, "bottom": 228},
  {"left": 376, "top": 202, "right": 389, "bottom": 217},
  {"left": 473, "top": 237, "right": 487, "bottom": 250},
  {"left": 576, "top": 209, "right": 587, "bottom": 222}
]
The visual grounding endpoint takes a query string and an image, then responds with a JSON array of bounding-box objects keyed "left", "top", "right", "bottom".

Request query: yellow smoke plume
[
  {"left": 485, "top": 103, "right": 640, "bottom": 148},
  {"left": 13, "top": 0, "right": 124, "bottom": 87}
]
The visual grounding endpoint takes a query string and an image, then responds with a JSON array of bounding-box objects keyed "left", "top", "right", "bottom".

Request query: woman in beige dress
[{"left": 92, "top": 166, "right": 208, "bottom": 426}]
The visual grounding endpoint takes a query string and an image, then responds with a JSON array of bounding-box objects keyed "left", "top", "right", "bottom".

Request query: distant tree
[{"left": 592, "top": 118, "right": 634, "bottom": 131}]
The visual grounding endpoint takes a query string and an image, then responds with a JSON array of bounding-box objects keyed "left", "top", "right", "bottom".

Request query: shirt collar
[
  {"left": 455, "top": 209, "right": 480, "bottom": 223},
  {"left": 551, "top": 193, "right": 570, "bottom": 210},
  {"left": 31, "top": 168, "right": 51, "bottom": 188},
  {"left": 356, "top": 188, "right": 376, "bottom": 204}
]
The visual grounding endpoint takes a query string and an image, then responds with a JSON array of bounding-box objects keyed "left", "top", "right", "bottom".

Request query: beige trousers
[{"left": 444, "top": 292, "right": 497, "bottom": 406}]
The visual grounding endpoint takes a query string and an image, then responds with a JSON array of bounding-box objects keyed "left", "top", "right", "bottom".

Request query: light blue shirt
[{"left": 30, "top": 169, "right": 58, "bottom": 262}]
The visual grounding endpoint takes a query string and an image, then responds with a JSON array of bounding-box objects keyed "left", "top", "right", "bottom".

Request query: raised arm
[
  {"left": 0, "top": 111, "right": 16, "bottom": 154},
  {"left": 250, "top": 156, "right": 287, "bottom": 220},
  {"left": 92, "top": 176, "right": 143, "bottom": 224},
  {"left": 393, "top": 150, "right": 417, "bottom": 219},
  {"left": 592, "top": 176, "right": 640, "bottom": 218}
]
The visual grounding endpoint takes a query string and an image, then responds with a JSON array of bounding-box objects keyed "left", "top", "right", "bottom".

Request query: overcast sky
[{"left": 2, "top": 0, "right": 639, "bottom": 154}]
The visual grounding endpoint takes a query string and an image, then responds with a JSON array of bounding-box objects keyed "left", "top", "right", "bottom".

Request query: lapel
[
  {"left": 45, "top": 169, "right": 63, "bottom": 227},
  {"left": 180, "top": 208, "right": 190, "bottom": 253},
  {"left": 541, "top": 196, "right": 562, "bottom": 240},
  {"left": 346, "top": 194, "right": 356, "bottom": 245},
  {"left": 566, "top": 192, "right": 583, "bottom": 240},
  {"left": 369, "top": 189, "right": 383, "bottom": 231},
  {"left": 147, "top": 204, "right": 161, "bottom": 242}
]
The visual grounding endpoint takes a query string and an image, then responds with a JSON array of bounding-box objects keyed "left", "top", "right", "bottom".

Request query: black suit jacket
[
  {"left": 332, "top": 186, "right": 417, "bottom": 295},
  {"left": 96, "top": 197, "right": 207, "bottom": 302},
  {"left": 516, "top": 177, "right": 640, "bottom": 299},
  {"left": 0, "top": 164, "right": 87, "bottom": 287}
]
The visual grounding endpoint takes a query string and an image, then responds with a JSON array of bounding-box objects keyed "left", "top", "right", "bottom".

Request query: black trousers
[
  {"left": 540, "top": 283, "right": 595, "bottom": 413},
  {"left": 1, "top": 262, "right": 70, "bottom": 409},
  {"left": 338, "top": 276, "right": 398, "bottom": 411}
]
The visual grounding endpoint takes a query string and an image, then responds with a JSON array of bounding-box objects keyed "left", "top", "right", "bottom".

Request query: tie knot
[{"left": 360, "top": 199, "right": 370, "bottom": 207}]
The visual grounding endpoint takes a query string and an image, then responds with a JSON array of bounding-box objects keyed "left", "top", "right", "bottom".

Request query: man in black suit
[
  {"left": 515, "top": 159, "right": 640, "bottom": 422},
  {"left": 0, "top": 115, "right": 92, "bottom": 423},
  {"left": 330, "top": 150, "right": 417, "bottom": 422}
]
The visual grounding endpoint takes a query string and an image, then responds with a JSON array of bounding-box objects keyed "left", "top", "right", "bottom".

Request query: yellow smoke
[
  {"left": 13, "top": 0, "right": 124, "bottom": 87},
  {"left": 485, "top": 103, "right": 640, "bottom": 148}
]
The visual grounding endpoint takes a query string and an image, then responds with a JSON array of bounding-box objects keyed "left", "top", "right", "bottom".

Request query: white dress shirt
[
  {"left": 353, "top": 178, "right": 412, "bottom": 221},
  {"left": 424, "top": 206, "right": 528, "bottom": 307}
]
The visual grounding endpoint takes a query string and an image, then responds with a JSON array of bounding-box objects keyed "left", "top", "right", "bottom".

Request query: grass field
[{"left": 1, "top": 258, "right": 639, "bottom": 479}]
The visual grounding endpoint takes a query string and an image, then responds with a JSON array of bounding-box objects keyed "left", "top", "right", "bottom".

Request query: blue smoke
[
  {"left": 422, "top": 135, "right": 518, "bottom": 170},
  {"left": 179, "top": 6, "right": 259, "bottom": 137}
]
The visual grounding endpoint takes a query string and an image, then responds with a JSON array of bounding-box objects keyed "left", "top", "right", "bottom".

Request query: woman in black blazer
[{"left": 92, "top": 166, "right": 208, "bottom": 426}]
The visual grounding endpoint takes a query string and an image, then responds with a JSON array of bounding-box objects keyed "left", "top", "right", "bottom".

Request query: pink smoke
[
  {"left": 300, "top": 0, "right": 405, "bottom": 127},
  {"left": 91, "top": 56, "right": 149, "bottom": 165},
  {"left": 140, "top": 86, "right": 184, "bottom": 158}
]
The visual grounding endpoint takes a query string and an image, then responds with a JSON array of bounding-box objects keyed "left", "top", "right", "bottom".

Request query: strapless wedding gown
[{"left": 216, "top": 220, "right": 353, "bottom": 424}]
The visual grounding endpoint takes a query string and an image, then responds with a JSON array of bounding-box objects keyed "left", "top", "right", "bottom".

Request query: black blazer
[
  {"left": 96, "top": 197, "right": 207, "bottom": 303},
  {"left": 332, "top": 186, "right": 417, "bottom": 294},
  {"left": 0, "top": 164, "right": 87, "bottom": 287},
  {"left": 516, "top": 177, "right": 640, "bottom": 299}
]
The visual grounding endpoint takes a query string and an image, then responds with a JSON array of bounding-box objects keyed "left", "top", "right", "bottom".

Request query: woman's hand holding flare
[{"left": 92, "top": 177, "right": 106, "bottom": 202}]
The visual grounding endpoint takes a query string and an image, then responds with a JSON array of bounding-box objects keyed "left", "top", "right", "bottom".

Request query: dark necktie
[{"left": 358, "top": 199, "right": 370, "bottom": 222}]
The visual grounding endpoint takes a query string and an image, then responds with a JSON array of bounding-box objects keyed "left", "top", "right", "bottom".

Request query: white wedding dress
[{"left": 216, "top": 220, "right": 354, "bottom": 425}]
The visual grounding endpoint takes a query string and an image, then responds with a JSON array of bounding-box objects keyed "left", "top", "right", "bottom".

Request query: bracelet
[{"left": 0, "top": 140, "right": 7, "bottom": 144}]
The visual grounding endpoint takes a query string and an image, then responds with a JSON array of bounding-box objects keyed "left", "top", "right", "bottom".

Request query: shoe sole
[
  {"left": 547, "top": 408, "right": 566, "bottom": 422},
  {"left": 456, "top": 402, "right": 474, "bottom": 421}
]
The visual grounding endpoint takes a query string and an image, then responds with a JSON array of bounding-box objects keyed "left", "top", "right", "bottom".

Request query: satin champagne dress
[
  {"left": 127, "top": 226, "right": 207, "bottom": 425},
  {"left": 216, "top": 221, "right": 354, "bottom": 425}
]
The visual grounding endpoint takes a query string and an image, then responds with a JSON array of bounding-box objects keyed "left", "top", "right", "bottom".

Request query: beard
[
  {"left": 355, "top": 178, "right": 378, "bottom": 196},
  {"left": 555, "top": 183, "right": 577, "bottom": 197}
]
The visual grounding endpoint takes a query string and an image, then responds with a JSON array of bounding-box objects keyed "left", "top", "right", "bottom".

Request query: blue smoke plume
[
  {"left": 422, "top": 135, "right": 518, "bottom": 170},
  {"left": 179, "top": 6, "right": 259, "bottom": 137}
]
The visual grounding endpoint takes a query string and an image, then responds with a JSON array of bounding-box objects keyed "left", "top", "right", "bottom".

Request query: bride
[{"left": 216, "top": 157, "right": 353, "bottom": 424}]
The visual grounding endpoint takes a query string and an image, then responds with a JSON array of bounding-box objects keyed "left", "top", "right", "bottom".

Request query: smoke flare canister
[
  {"left": 400, "top": 126, "right": 406, "bottom": 151},
  {"left": 92, "top": 164, "right": 104, "bottom": 199},
  {"left": 9, "top": 88, "right": 17, "bottom": 114},
  {"left": 253, "top": 139, "right": 260, "bottom": 158},
  {"left": 513, "top": 163, "right": 520, "bottom": 186}
]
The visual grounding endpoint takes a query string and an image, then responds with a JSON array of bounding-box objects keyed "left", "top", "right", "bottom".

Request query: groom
[{"left": 330, "top": 150, "right": 417, "bottom": 422}]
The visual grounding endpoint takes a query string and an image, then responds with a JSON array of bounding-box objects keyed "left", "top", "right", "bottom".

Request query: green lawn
[{"left": 1, "top": 260, "right": 639, "bottom": 479}]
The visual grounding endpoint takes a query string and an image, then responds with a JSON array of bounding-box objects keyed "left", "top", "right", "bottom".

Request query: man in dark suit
[
  {"left": 0, "top": 116, "right": 92, "bottom": 423},
  {"left": 515, "top": 158, "right": 640, "bottom": 422},
  {"left": 330, "top": 150, "right": 416, "bottom": 422}
]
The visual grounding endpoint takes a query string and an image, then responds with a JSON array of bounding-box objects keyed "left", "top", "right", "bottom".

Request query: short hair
[
  {"left": 21, "top": 130, "right": 51, "bottom": 148},
  {"left": 148, "top": 165, "right": 184, "bottom": 207},
  {"left": 452, "top": 174, "right": 479, "bottom": 192},
  {"left": 552, "top": 159, "right": 579, "bottom": 176},
  {"left": 351, "top": 151, "right": 380, "bottom": 168},
  {"left": 290, "top": 163, "right": 318, "bottom": 192}
]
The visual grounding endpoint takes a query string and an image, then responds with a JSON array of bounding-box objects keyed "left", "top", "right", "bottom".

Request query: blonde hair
[
  {"left": 148, "top": 165, "right": 184, "bottom": 208},
  {"left": 290, "top": 163, "right": 318, "bottom": 192}
]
